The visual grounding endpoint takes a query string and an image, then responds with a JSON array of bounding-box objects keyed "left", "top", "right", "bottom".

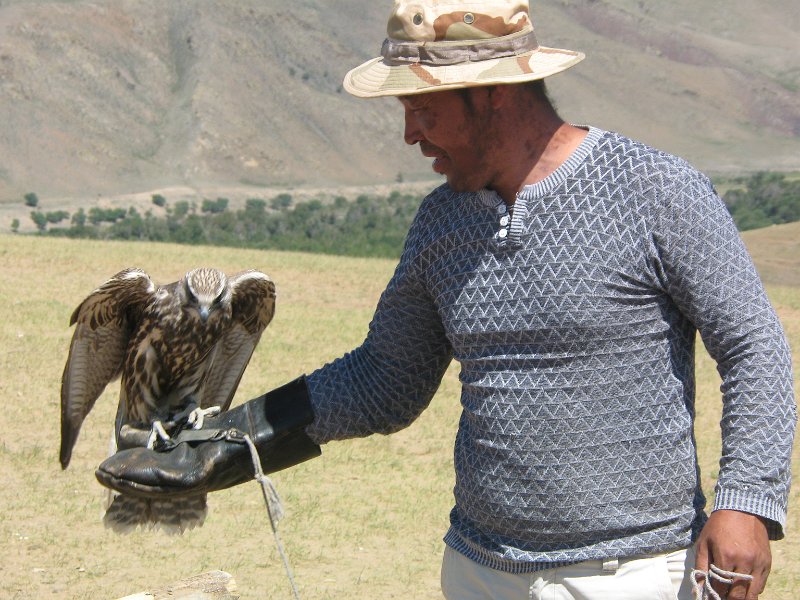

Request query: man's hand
[
  {"left": 96, "top": 377, "right": 320, "bottom": 498},
  {"left": 695, "top": 509, "right": 771, "bottom": 600}
]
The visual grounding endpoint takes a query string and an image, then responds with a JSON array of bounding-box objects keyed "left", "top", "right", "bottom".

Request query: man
[{"left": 97, "top": 1, "right": 795, "bottom": 598}]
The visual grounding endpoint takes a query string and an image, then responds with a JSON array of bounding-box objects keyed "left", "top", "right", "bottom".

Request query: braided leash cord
[
  {"left": 242, "top": 433, "right": 301, "bottom": 600},
  {"left": 691, "top": 564, "right": 754, "bottom": 600},
  {"left": 141, "top": 410, "right": 303, "bottom": 598}
]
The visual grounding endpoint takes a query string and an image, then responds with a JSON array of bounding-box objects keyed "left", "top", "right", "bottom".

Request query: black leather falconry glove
[{"left": 95, "top": 377, "right": 321, "bottom": 498}]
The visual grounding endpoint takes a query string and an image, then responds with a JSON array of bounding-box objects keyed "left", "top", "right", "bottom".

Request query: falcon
[{"left": 60, "top": 267, "right": 276, "bottom": 533}]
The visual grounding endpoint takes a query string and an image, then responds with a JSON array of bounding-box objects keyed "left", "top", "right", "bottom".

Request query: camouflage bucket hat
[{"left": 343, "top": 0, "right": 584, "bottom": 98}]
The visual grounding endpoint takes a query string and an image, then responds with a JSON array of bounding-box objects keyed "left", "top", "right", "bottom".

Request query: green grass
[
  {"left": 740, "top": 221, "right": 800, "bottom": 288},
  {"left": 0, "top": 233, "right": 796, "bottom": 599}
]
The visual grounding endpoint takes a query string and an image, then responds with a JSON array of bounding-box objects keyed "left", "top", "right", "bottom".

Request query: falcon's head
[{"left": 183, "top": 268, "right": 231, "bottom": 323}]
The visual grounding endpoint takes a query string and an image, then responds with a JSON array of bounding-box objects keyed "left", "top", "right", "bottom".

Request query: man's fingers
[
  {"left": 727, "top": 569, "right": 762, "bottom": 600},
  {"left": 693, "top": 537, "right": 720, "bottom": 597},
  {"left": 745, "top": 568, "right": 769, "bottom": 600},
  {"left": 692, "top": 561, "right": 762, "bottom": 600},
  {"left": 710, "top": 576, "right": 730, "bottom": 599},
  {"left": 694, "top": 537, "right": 711, "bottom": 572},
  {"left": 703, "top": 564, "right": 763, "bottom": 600},
  {"left": 726, "top": 576, "right": 748, "bottom": 600}
]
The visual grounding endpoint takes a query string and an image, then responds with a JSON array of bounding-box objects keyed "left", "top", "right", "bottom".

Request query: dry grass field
[{"left": 0, "top": 231, "right": 797, "bottom": 599}]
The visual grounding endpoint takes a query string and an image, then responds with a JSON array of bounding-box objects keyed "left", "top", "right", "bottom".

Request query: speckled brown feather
[
  {"left": 60, "top": 268, "right": 154, "bottom": 469},
  {"left": 201, "top": 270, "right": 275, "bottom": 411}
]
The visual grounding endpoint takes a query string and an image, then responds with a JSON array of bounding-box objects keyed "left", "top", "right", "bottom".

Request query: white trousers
[{"left": 441, "top": 545, "right": 697, "bottom": 600}]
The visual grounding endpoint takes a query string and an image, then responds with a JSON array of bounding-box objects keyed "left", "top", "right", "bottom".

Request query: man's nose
[{"left": 403, "top": 111, "right": 422, "bottom": 146}]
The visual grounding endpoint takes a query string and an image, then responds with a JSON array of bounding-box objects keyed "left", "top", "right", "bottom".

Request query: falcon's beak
[{"left": 199, "top": 306, "right": 210, "bottom": 322}]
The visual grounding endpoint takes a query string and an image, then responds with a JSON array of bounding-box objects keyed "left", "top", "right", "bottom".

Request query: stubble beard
[
  {"left": 453, "top": 100, "right": 498, "bottom": 193},
  {"left": 446, "top": 135, "right": 493, "bottom": 193}
]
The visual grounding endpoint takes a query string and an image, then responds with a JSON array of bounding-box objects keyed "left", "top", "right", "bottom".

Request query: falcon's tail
[{"left": 103, "top": 493, "right": 208, "bottom": 534}]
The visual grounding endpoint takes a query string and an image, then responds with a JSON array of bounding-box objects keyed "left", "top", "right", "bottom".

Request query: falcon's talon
[
  {"left": 188, "top": 406, "right": 222, "bottom": 430},
  {"left": 147, "top": 420, "right": 172, "bottom": 449}
]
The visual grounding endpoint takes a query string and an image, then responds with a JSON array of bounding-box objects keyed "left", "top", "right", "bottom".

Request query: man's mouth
[
  {"left": 420, "top": 143, "right": 442, "bottom": 158},
  {"left": 420, "top": 144, "right": 448, "bottom": 174},
  {"left": 432, "top": 156, "right": 449, "bottom": 174}
]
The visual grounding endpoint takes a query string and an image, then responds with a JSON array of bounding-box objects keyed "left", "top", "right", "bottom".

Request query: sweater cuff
[{"left": 712, "top": 486, "right": 787, "bottom": 540}]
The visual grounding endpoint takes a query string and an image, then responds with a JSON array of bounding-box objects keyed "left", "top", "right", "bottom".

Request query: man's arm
[
  {"left": 97, "top": 193, "right": 454, "bottom": 496},
  {"left": 304, "top": 194, "right": 453, "bottom": 444},
  {"left": 653, "top": 170, "right": 796, "bottom": 597}
]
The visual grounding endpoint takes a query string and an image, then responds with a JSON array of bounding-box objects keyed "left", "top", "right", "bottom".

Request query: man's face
[{"left": 399, "top": 89, "right": 496, "bottom": 192}]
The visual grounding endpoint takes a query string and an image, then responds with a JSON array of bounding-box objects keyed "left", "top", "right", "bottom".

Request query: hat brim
[{"left": 343, "top": 46, "right": 585, "bottom": 98}]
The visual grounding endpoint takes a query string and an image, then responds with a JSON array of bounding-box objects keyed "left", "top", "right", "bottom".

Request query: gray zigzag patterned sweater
[{"left": 306, "top": 127, "right": 796, "bottom": 572}]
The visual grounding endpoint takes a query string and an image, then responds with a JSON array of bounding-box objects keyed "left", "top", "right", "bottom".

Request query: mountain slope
[{"left": 0, "top": 0, "right": 798, "bottom": 202}]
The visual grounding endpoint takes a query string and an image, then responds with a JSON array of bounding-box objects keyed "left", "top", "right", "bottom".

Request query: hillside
[
  {"left": 0, "top": 0, "right": 798, "bottom": 208},
  {"left": 741, "top": 220, "right": 800, "bottom": 288}
]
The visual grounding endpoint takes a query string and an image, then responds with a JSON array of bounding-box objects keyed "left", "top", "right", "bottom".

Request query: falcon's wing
[
  {"left": 200, "top": 270, "right": 276, "bottom": 412},
  {"left": 60, "top": 268, "right": 155, "bottom": 468}
]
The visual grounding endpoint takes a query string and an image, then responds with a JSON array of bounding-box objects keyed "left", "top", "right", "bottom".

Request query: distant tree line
[
  {"left": 32, "top": 191, "right": 423, "bottom": 259},
  {"left": 720, "top": 172, "right": 800, "bottom": 231},
  {"left": 16, "top": 171, "right": 800, "bottom": 256}
]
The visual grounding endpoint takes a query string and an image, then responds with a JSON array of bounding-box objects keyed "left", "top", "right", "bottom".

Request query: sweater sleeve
[
  {"left": 652, "top": 169, "right": 796, "bottom": 539},
  {"left": 304, "top": 201, "right": 453, "bottom": 443}
]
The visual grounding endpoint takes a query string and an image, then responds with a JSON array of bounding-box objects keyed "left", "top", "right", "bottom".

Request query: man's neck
[
  {"left": 521, "top": 123, "right": 588, "bottom": 187},
  {"left": 491, "top": 118, "right": 587, "bottom": 206}
]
